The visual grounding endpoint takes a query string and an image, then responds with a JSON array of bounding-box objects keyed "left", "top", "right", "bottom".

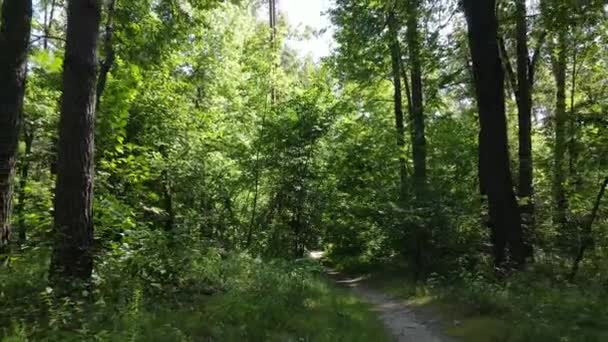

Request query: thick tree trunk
[
  {"left": 551, "top": 30, "right": 568, "bottom": 232},
  {"left": 0, "top": 0, "right": 32, "bottom": 249},
  {"left": 514, "top": 0, "right": 534, "bottom": 259},
  {"left": 463, "top": 0, "right": 525, "bottom": 268},
  {"left": 406, "top": 0, "right": 426, "bottom": 200},
  {"left": 388, "top": 10, "right": 408, "bottom": 204},
  {"left": 50, "top": 0, "right": 101, "bottom": 284},
  {"left": 17, "top": 127, "right": 34, "bottom": 243}
]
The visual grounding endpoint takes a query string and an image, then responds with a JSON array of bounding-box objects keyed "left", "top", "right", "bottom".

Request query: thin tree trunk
[
  {"left": 0, "top": 0, "right": 33, "bottom": 249},
  {"left": 463, "top": 0, "right": 525, "bottom": 268},
  {"left": 551, "top": 29, "right": 568, "bottom": 232},
  {"left": 406, "top": 0, "right": 426, "bottom": 200},
  {"left": 17, "top": 126, "right": 34, "bottom": 243},
  {"left": 269, "top": 0, "right": 277, "bottom": 102},
  {"left": 515, "top": 0, "right": 534, "bottom": 259},
  {"left": 43, "top": 0, "right": 56, "bottom": 50},
  {"left": 50, "top": 0, "right": 101, "bottom": 284},
  {"left": 568, "top": 50, "right": 580, "bottom": 188},
  {"left": 388, "top": 10, "right": 408, "bottom": 204},
  {"left": 568, "top": 177, "right": 608, "bottom": 281},
  {"left": 162, "top": 170, "right": 174, "bottom": 232},
  {"left": 246, "top": 0, "right": 277, "bottom": 247},
  {"left": 96, "top": 0, "right": 117, "bottom": 111}
]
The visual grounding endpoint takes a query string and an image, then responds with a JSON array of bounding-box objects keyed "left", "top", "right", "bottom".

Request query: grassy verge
[{"left": 0, "top": 240, "right": 389, "bottom": 341}]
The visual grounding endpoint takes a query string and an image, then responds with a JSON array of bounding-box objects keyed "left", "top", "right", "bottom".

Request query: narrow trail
[
  {"left": 309, "top": 252, "right": 453, "bottom": 342},
  {"left": 328, "top": 269, "right": 453, "bottom": 342}
]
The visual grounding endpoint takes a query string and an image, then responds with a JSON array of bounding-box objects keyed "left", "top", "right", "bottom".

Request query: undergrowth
[{"left": 0, "top": 232, "right": 388, "bottom": 341}]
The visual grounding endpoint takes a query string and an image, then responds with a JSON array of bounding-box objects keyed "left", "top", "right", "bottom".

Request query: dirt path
[
  {"left": 326, "top": 269, "right": 453, "bottom": 342},
  {"left": 306, "top": 253, "right": 453, "bottom": 342}
]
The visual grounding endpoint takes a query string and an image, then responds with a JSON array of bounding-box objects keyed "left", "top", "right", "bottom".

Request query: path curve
[
  {"left": 308, "top": 252, "right": 453, "bottom": 342},
  {"left": 329, "top": 270, "right": 453, "bottom": 342}
]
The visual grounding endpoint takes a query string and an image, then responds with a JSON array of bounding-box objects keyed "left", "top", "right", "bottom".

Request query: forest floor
[{"left": 309, "top": 252, "right": 453, "bottom": 342}]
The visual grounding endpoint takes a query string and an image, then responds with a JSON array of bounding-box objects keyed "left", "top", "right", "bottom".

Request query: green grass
[
  {"left": 199, "top": 278, "right": 389, "bottom": 342},
  {"left": 0, "top": 243, "right": 390, "bottom": 341}
]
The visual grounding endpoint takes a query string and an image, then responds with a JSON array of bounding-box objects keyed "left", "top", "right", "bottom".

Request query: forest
[{"left": 0, "top": 0, "right": 607, "bottom": 340}]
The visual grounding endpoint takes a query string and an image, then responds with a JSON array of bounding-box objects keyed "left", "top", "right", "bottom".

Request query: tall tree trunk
[
  {"left": 246, "top": 0, "right": 277, "bottom": 247},
  {"left": 551, "top": 29, "right": 568, "bottom": 232},
  {"left": 406, "top": 0, "right": 428, "bottom": 274},
  {"left": 0, "top": 0, "right": 33, "bottom": 249},
  {"left": 463, "top": 0, "right": 525, "bottom": 268},
  {"left": 388, "top": 10, "right": 408, "bottom": 204},
  {"left": 50, "top": 0, "right": 101, "bottom": 284},
  {"left": 514, "top": 0, "right": 534, "bottom": 259},
  {"left": 406, "top": 0, "right": 426, "bottom": 200},
  {"left": 17, "top": 126, "right": 34, "bottom": 243}
]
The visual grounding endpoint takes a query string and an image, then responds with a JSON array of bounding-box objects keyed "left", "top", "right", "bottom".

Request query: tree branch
[{"left": 528, "top": 30, "right": 547, "bottom": 87}]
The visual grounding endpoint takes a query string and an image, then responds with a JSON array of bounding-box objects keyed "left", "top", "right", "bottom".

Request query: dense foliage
[{"left": 0, "top": 0, "right": 607, "bottom": 340}]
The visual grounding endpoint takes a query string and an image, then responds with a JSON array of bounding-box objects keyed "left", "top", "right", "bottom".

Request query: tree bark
[
  {"left": 50, "top": 0, "right": 101, "bottom": 284},
  {"left": 515, "top": 0, "right": 534, "bottom": 259},
  {"left": 463, "top": 0, "right": 525, "bottom": 268},
  {"left": 388, "top": 10, "right": 408, "bottom": 204},
  {"left": 0, "top": 0, "right": 33, "bottom": 249},
  {"left": 406, "top": 0, "right": 426, "bottom": 200}
]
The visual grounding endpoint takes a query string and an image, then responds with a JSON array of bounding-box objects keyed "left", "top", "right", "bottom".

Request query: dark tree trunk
[
  {"left": 406, "top": 0, "right": 426, "bottom": 200},
  {"left": 17, "top": 126, "right": 34, "bottom": 243},
  {"left": 551, "top": 30, "right": 568, "bottom": 232},
  {"left": 0, "top": 0, "right": 32, "bottom": 249},
  {"left": 514, "top": 0, "right": 534, "bottom": 259},
  {"left": 50, "top": 0, "right": 101, "bottom": 284},
  {"left": 388, "top": 10, "right": 408, "bottom": 204},
  {"left": 463, "top": 0, "right": 525, "bottom": 268}
]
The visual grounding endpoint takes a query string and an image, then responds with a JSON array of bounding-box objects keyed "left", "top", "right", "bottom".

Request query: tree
[
  {"left": 500, "top": 0, "right": 544, "bottom": 259},
  {"left": 387, "top": 8, "right": 408, "bottom": 204},
  {"left": 96, "top": 0, "right": 117, "bottom": 111},
  {"left": 514, "top": 0, "right": 536, "bottom": 259},
  {"left": 551, "top": 23, "right": 569, "bottom": 233},
  {"left": 405, "top": 0, "right": 426, "bottom": 200},
  {"left": 462, "top": 0, "right": 525, "bottom": 268},
  {"left": 0, "top": 0, "right": 33, "bottom": 248},
  {"left": 50, "top": 0, "right": 102, "bottom": 283}
]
